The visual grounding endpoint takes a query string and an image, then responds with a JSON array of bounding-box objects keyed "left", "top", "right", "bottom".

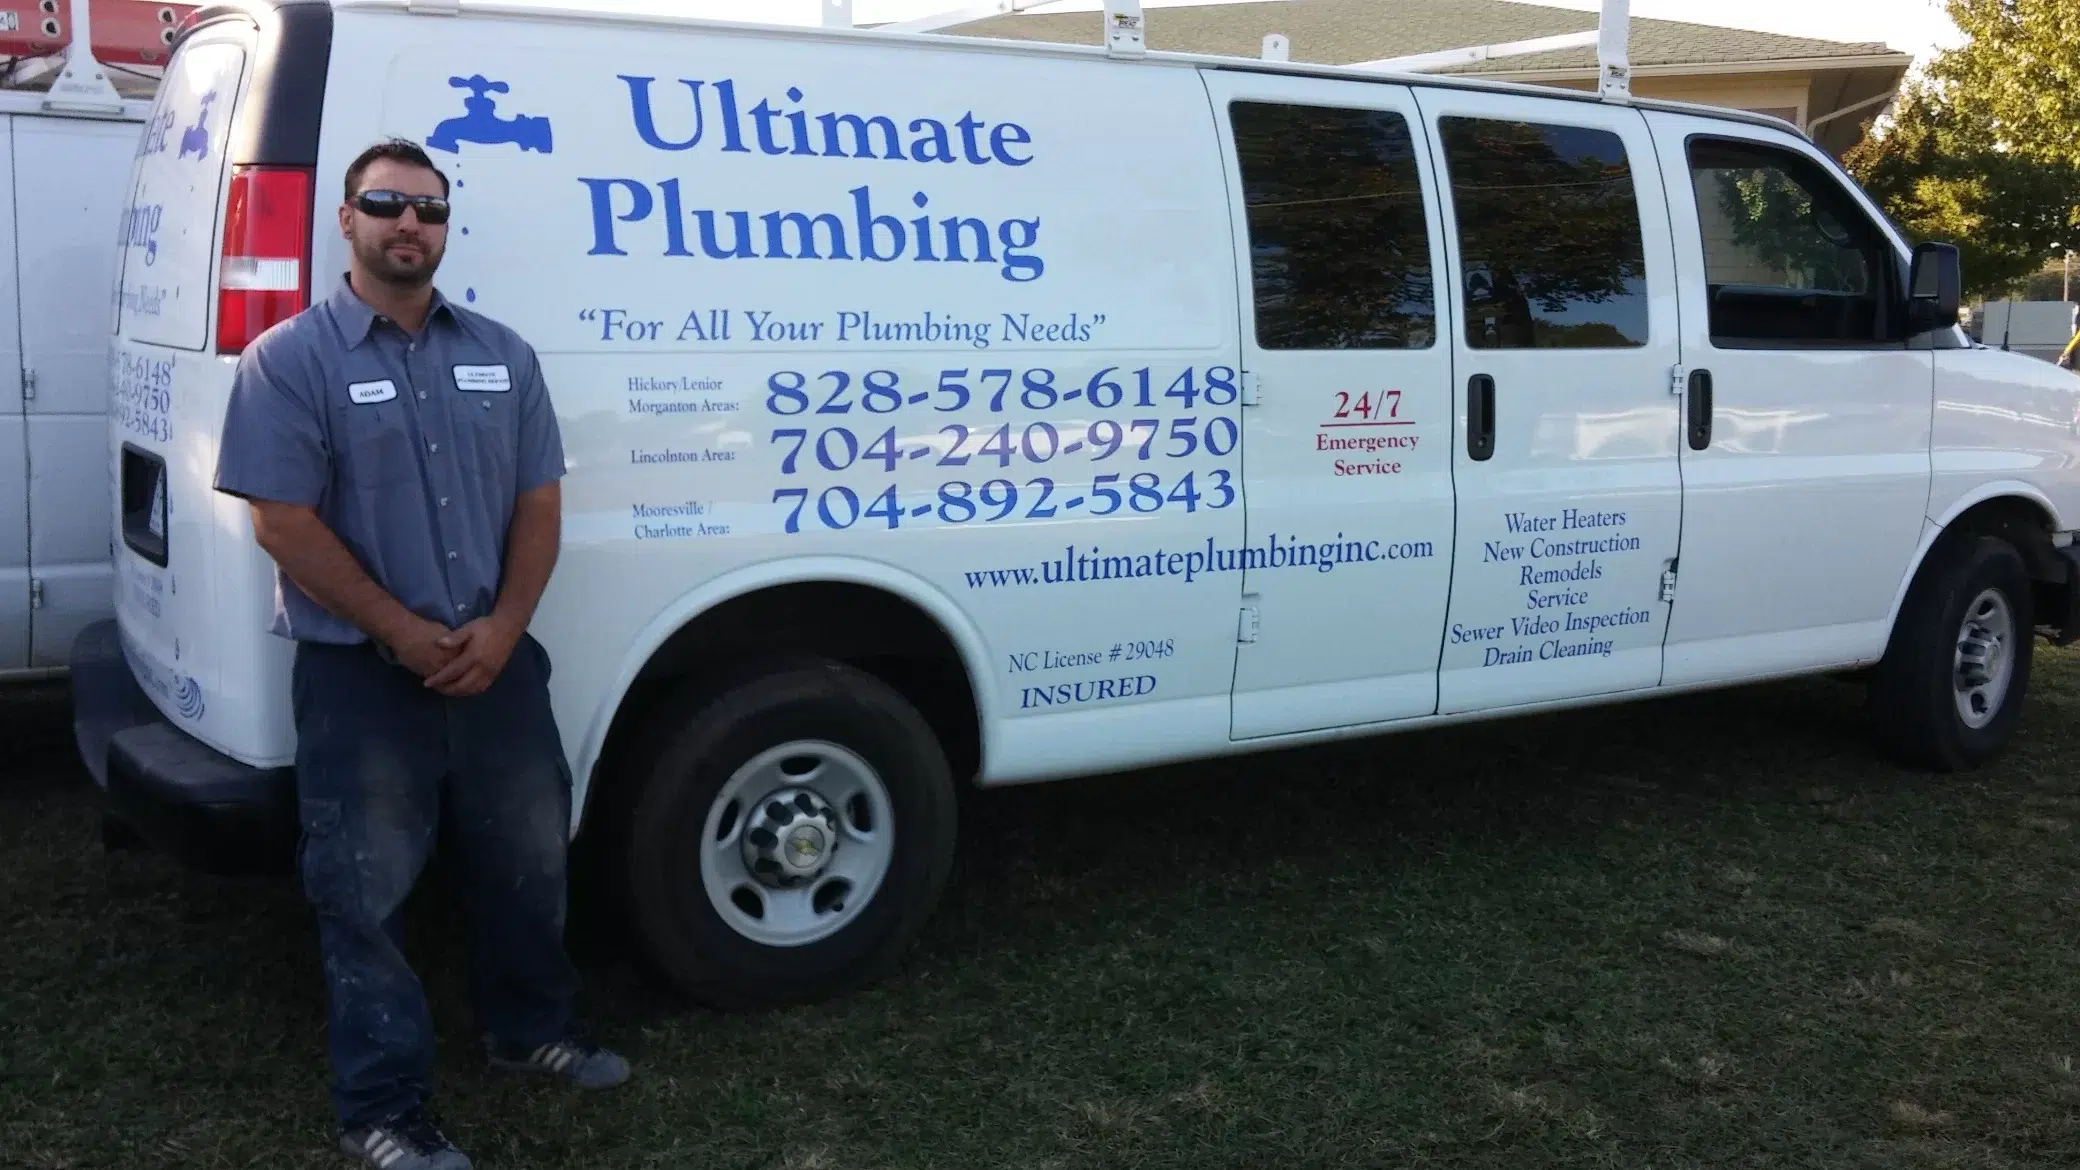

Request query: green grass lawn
[{"left": 8, "top": 652, "right": 2080, "bottom": 1169}]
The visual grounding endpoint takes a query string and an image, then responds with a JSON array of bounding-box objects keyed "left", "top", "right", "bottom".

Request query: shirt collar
[{"left": 329, "top": 274, "right": 458, "bottom": 348}]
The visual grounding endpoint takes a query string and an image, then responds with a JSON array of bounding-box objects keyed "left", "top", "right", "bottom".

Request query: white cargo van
[
  {"left": 72, "top": 0, "right": 2080, "bottom": 1009},
  {"left": 0, "top": 96, "right": 151, "bottom": 680},
  {"left": 0, "top": 0, "right": 193, "bottom": 681}
]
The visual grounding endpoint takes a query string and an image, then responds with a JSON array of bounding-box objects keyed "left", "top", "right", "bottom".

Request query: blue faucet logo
[
  {"left": 177, "top": 90, "right": 215, "bottom": 161},
  {"left": 427, "top": 75, "right": 554, "bottom": 154}
]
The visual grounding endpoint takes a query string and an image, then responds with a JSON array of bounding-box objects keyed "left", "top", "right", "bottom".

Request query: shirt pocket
[
  {"left": 334, "top": 398, "right": 419, "bottom": 492},
  {"left": 456, "top": 383, "right": 517, "bottom": 487}
]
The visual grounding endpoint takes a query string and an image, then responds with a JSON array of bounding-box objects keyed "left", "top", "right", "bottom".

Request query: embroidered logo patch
[{"left": 454, "top": 364, "right": 512, "bottom": 392}]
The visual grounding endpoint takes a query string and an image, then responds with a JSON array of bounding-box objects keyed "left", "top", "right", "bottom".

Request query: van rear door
[
  {"left": 108, "top": 31, "right": 245, "bottom": 733},
  {"left": 0, "top": 116, "right": 21, "bottom": 672},
  {"left": 21, "top": 112, "right": 141, "bottom": 668}
]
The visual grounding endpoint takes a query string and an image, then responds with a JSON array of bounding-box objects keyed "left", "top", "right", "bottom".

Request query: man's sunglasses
[{"left": 353, "top": 189, "right": 451, "bottom": 225}]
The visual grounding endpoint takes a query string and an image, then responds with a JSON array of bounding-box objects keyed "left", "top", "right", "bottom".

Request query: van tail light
[{"left": 217, "top": 165, "right": 312, "bottom": 354}]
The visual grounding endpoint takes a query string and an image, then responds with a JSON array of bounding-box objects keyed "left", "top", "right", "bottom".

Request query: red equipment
[{"left": 0, "top": 0, "right": 197, "bottom": 67}]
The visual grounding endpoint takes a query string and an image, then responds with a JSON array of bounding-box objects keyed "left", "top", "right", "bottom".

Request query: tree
[{"left": 1843, "top": 0, "right": 2080, "bottom": 301}]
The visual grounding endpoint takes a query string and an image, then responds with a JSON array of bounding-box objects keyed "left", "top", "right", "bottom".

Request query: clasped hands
[{"left": 389, "top": 613, "right": 522, "bottom": 697}]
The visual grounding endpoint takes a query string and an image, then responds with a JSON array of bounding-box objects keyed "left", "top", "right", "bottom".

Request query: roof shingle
[{"left": 945, "top": 0, "right": 1902, "bottom": 72}]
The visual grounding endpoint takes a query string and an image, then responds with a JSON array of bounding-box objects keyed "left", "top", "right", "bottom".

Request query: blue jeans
[{"left": 290, "top": 632, "right": 582, "bottom": 1131}]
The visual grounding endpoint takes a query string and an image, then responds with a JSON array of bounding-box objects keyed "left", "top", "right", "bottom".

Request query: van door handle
[
  {"left": 1467, "top": 374, "right": 1495, "bottom": 461},
  {"left": 1687, "top": 368, "right": 1713, "bottom": 450}
]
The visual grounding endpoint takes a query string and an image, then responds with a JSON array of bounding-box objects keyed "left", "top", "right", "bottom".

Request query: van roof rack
[
  {"left": 839, "top": 0, "right": 1143, "bottom": 56},
  {"left": 825, "top": 0, "right": 1633, "bottom": 99},
  {"left": 379, "top": 0, "right": 1784, "bottom": 139}
]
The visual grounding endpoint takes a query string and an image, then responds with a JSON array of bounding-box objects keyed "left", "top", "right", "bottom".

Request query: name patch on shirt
[
  {"left": 454, "top": 364, "right": 512, "bottom": 393},
  {"left": 348, "top": 379, "right": 398, "bottom": 405}
]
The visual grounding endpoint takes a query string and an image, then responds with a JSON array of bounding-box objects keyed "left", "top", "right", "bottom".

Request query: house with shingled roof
[{"left": 942, "top": 0, "right": 1911, "bottom": 157}]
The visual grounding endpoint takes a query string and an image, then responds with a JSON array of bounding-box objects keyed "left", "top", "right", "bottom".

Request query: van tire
[
  {"left": 620, "top": 656, "right": 957, "bottom": 1011},
  {"left": 1868, "top": 533, "right": 2033, "bottom": 772}
]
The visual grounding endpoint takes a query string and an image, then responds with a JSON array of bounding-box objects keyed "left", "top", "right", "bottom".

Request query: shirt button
[
  {"left": 440, "top": 497, "right": 450, "bottom": 507},
  {"left": 429, "top": 442, "right": 439, "bottom": 453},
  {"left": 419, "top": 392, "right": 427, "bottom": 400},
  {"left": 447, "top": 551, "right": 458, "bottom": 560}
]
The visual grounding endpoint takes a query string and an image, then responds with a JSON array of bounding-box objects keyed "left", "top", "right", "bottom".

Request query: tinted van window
[
  {"left": 1231, "top": 101, "right": 1435, "bottom": 350},
  {"left": 1687, "top": 137, "right": 1896, "bottom": 347},
  {"left": 1439, "top": 117, "right": 1649, "bottom": 349}
]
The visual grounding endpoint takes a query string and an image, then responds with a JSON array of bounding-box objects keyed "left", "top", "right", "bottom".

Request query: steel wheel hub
[
  {"left": 744, "top": 788, "right": 841, "bottom": 887},
  {"left": 1953, "top": 588, "right": 2014, "bottom": 730},
  {"left": 699, "top": 740, "right": 894, "bottom": 948}
]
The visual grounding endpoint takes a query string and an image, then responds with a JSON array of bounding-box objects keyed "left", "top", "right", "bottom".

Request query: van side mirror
[{"left": 1907, "top": 242, "right": 1961, "bottom": 335}]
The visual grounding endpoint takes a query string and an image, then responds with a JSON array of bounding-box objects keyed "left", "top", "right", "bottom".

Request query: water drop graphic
[{"left": 466, "top": 288, "right": 477, "bottom": 303}]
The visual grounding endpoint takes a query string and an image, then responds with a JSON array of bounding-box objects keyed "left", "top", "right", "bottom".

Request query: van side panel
[
  {"left": 312, "top": 12, "right": 1248, "bottom": 786},
  {"left": 1929, "top": 346, "right": 2080, "bottom": 532}
]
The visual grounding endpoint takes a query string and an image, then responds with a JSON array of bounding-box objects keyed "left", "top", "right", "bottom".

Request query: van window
[
  {"left": 1230, "top": 101, "right": 1435, "bottom": 350},
  {"left": 1438, "top": 117, "right": 1649, "bottom": 350},
  {"left": 115, "top": 41, "right": 245, "bottom": 350},
  {"left": 1686, "top": 137, "right": 1895, "bottom": 347}
]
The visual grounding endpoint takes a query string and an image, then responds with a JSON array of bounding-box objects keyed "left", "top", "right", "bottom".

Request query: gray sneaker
[
  {"left": 486, "top": 1035, "right": 631, "bottom": 1090},
  {"left": 338, "top": 1107, "right": 471, "bottom": 1170}
]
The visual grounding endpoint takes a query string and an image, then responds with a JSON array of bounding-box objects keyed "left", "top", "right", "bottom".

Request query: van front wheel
[
  {"left": 1869, "top": 533, "right": 2034, "bottom": 771},
  {"left": 622, "top": 658, "right": 957, "bottom": 1010}
]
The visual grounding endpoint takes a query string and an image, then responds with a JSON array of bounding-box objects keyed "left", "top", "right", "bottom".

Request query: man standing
[{"left": 213, "top": 138, "right": 629, "bottom": 1170}]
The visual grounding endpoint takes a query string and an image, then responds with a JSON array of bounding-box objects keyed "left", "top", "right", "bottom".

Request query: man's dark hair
[{"left": 343, "top": 138, "right": 450, "bottom": 201}]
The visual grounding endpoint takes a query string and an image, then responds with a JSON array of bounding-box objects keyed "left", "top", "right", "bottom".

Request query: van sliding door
[
  {"left": 1202, "top": 71, "right": 1458, "bottom": 739},
  {"left": 1412, "top": 88, "right": 1686, "bottom": 714}
]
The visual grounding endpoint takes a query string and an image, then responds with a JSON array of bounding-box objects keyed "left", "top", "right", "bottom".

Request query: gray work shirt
[{"left": 213, "top": 275, "right": 566, "bottom": 644}]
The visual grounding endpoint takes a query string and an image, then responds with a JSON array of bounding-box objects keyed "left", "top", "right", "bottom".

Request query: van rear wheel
[
  {"left": 1869, "top": 533, "right": 2034, "bottom": 771},
  {"left": 621, "top": 657, "right": 957, "bottom": 1010}
]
